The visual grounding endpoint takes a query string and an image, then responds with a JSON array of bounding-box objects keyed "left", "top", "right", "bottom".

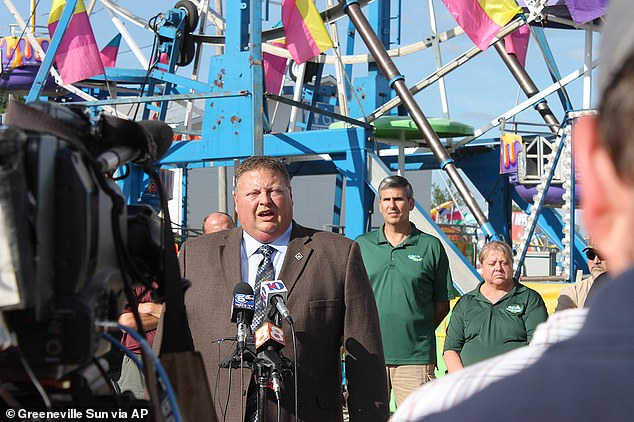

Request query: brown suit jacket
[{"left": 157, "top": 222, "right": 388, "bottom": 422}]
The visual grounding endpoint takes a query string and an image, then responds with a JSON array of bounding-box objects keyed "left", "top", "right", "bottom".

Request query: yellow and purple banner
[
  {"left": 48, "top": 0, "right": 105, "bottom": 85},
  {"left": 282, "top": 0, "right": 333, "bottom": 65},
  {"left": 442, "top": 0, "right": 521, "bottom": 50},
  {"left": 500, "top": 133, "right": 522, "bottom": 174},
  {"left": 431, "top": 200, "right": 463, "bottom": 223}
]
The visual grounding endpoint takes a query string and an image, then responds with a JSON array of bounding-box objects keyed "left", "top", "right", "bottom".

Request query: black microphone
[
  {"left": 230, "top": 283, "right": 255, "bottom": 353},
  {"left": 96, "top": 116, "right": 173, "bottom": 172}
]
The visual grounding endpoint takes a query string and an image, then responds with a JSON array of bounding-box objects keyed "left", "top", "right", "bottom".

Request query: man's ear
[{"left": 575, "top": 115, "right": 623, "bottom": 247}]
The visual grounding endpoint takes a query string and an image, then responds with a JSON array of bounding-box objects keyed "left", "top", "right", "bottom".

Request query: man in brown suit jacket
[{"left": 157, "top": 156, "right": 388, "bottom": 421}]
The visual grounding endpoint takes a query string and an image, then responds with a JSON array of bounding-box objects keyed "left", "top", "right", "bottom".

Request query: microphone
[
  {"left": 230, "top": 283, "right": 255, "bottom": 353},
  {"left": 96, "top": 116, "right": 173, "bottom": 172},
  {"left": 254, "top": 321, "right": 286, "bottom": 353},
  {"left": 254, "top": 321, "right": 289, "bottom": 401},
  {"left": 260, "top": 280, "right": 293, "bottom": 325}
]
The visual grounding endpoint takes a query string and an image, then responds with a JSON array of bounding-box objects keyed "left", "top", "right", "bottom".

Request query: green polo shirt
[
  {"left": 356, "top": 224, "right": 454, "bottom": 365},
  {"left": 444, "top": 282, "right": 548, "bottom": 367}
]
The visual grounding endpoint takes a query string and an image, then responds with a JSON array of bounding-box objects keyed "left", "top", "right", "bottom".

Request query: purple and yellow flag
[
  {"left": 48, "top": 0, "right": 105, "bottom": 84},
  {"left": 282, "top": 0, "right": 333, "bottom": 65},
  {"left": 100, "top": 33, "right": 121, "bottom": 68},
  {"left": 431, "top": 201, "right": 463, "bottom": 223},
  {"left": 442, "top": 0, "right": 521, "bottom": 50}
]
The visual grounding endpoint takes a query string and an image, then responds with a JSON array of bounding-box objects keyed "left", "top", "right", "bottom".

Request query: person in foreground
[
  {"left": 443, "top": 241, "right": 547, "bottom": 372},
  {"left": 394, "top": 1, "right": 634, "bottom": 419},
  {"left": 157, "top": 156, "right": 389, "bottom": 421}
]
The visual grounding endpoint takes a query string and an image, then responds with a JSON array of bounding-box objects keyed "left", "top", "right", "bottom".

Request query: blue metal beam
[
  {"left": 160, "top": 127, "right": 370, "bottom": 165},
  {"left": 27, "top": 0, "right": 79, "bottom": 102}
]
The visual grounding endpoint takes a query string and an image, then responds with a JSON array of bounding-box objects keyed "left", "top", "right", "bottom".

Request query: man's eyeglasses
[{"left": 585, "top": 249, "right": 603, "bottom": 261}]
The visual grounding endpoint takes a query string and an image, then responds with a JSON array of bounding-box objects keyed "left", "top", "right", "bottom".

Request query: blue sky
[{"left": 1, "top": 1, "right": 600, "bottom": 135}]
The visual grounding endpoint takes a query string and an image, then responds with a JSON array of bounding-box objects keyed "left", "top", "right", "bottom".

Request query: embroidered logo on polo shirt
[
  {"left": 408, "top": 254, "right": 423, "bottom": 262},
  {"left": 506, "top": 304, "right": 523, "bottom": 313}
]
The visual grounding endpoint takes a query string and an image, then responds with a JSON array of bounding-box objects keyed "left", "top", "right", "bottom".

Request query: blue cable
[
  {"left": 117, "top": 324, "right": 183, "bottom": 422},
  {"left": 101, "top": 333, "right": 144, "bottom": 371}
]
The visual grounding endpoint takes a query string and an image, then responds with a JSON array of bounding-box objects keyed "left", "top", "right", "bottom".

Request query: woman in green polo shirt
[{"left": 443, "top": 241, "right": 548, "bottom": 372}]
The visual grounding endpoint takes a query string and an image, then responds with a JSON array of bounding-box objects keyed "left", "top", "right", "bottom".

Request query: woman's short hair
[{"left": 478, "top": 241, "right": 514, "bottom": 265}]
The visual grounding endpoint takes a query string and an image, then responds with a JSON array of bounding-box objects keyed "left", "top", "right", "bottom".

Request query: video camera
[{"left": 0, "top": 100, "right": 172, "bottom": 401}]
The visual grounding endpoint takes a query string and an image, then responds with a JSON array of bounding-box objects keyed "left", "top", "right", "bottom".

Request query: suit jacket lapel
[
  {"left": 279, "top": 223, "right": 313, "bottom": 296},
  {"left": 217, "top": 228, "right": 244, "bottom": 285}
]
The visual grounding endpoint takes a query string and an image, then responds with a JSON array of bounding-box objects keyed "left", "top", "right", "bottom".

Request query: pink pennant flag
[
  {"left": 282, "top": 0, "right": 333, "bottom": 65},
  {"left": 48, "top": 0, "right": 105, "bottom": 84},
  {"left": 100, "top": 33, "right": 121, "bottom": 68},
  {"left": 264, "top": 41, "right": 288, "bottom": 95},
  {"left": 504, "top": 24, "right": 530, "bottom": 67},
  {"left": 442, "top": 0, "right": 521, "bottom": 50}
]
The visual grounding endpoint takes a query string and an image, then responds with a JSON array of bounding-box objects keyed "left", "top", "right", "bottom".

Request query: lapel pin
[{"left": 295, "top": 252, "right": 303, "bottom": 261}]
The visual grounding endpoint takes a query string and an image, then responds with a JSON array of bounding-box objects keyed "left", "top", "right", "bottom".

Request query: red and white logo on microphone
[{"left": 260, "top": 280, "right": 288, "bottom": 307}]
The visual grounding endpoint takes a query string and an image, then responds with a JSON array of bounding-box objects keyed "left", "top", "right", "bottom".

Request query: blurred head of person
[{"left": 575, "top": 0, "right": 634, "bottom": 275}]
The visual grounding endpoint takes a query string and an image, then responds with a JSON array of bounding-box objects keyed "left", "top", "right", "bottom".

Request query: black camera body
[{"left": 0, "top": 102, "right": 164, "bottom": 381}]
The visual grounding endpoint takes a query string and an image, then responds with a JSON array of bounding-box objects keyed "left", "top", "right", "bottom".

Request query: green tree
[
  {"left": 0, "top": 94, "right": 9, "bottom": 114},
  {"left": 0, "top": 94, "right": 25, "bottom": 114},
  {"left": 431, "top": 182, "right": 465, "bottom": 209}
]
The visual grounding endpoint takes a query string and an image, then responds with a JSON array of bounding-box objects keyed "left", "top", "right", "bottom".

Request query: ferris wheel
[{"left": 0, "top": 0, "right": 604, "bottom": 286}]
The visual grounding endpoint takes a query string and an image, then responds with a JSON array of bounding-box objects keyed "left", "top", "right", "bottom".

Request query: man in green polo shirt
[{"left": 356, "top": 175, "right": 454, "bottom": 407}]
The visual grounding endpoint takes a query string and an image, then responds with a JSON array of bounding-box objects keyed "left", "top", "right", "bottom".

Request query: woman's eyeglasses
[{"left": 585, "top": 249, "right": 603, "bottom": 261}]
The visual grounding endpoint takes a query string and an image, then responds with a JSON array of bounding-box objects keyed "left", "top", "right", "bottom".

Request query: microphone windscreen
[
  {"left": 231, "top": 282, "right": 255, "bottom": 323},
  {"left": 260, "top": 280, "right": 288, "bottom": 308},
  {"left": 233, "top": 282, "right": 254, "bottom": 296},
  {"left": 137, "top": 120, "right": 173, "bottom": 162},
  {"left": 254, "top": 322, "right": 286, "bottom": 352},
  {"left": 101, "top": 115, "right": 146, "bottom": 152}
]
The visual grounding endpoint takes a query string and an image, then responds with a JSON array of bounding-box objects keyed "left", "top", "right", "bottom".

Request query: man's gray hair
[{"left": 378, "top": 175, "right": 414, "bottom": 199}]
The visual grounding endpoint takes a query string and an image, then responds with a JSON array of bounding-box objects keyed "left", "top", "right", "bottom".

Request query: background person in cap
[
  {"left": 393, "top": 0, "right": 634, "bottom": 420},
  {"left": 555, "top": 242, "right": 608, "bottom": 311}
]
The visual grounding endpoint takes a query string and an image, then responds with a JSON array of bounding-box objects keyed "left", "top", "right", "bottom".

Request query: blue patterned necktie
[
  {"left": 251, "top": 245, "right": 275, "bottom": 331},
  {"left": 246, "top": 245, "right": 275, "bottom": 422}
]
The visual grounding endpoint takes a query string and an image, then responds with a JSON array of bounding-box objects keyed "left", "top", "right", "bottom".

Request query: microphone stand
[
  {"left": 255, "top": 347, "right": 293, "bottom": 422},
  {"left": 219, "top": 339, "right": 256, "bottom": 422},
  {"left": 219, "top": 340, "right": 256, "bottom": 369}
]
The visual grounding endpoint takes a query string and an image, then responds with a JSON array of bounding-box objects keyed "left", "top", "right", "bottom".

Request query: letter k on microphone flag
[
  {"left": 48, "top": 0, "right": 105, "bottom": 85},
  {"left": 282, "top": 0, "right": 333, "bottom": 65},
  {"left": 442, "top": 0, "right": 521, "bottom": 50}
]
